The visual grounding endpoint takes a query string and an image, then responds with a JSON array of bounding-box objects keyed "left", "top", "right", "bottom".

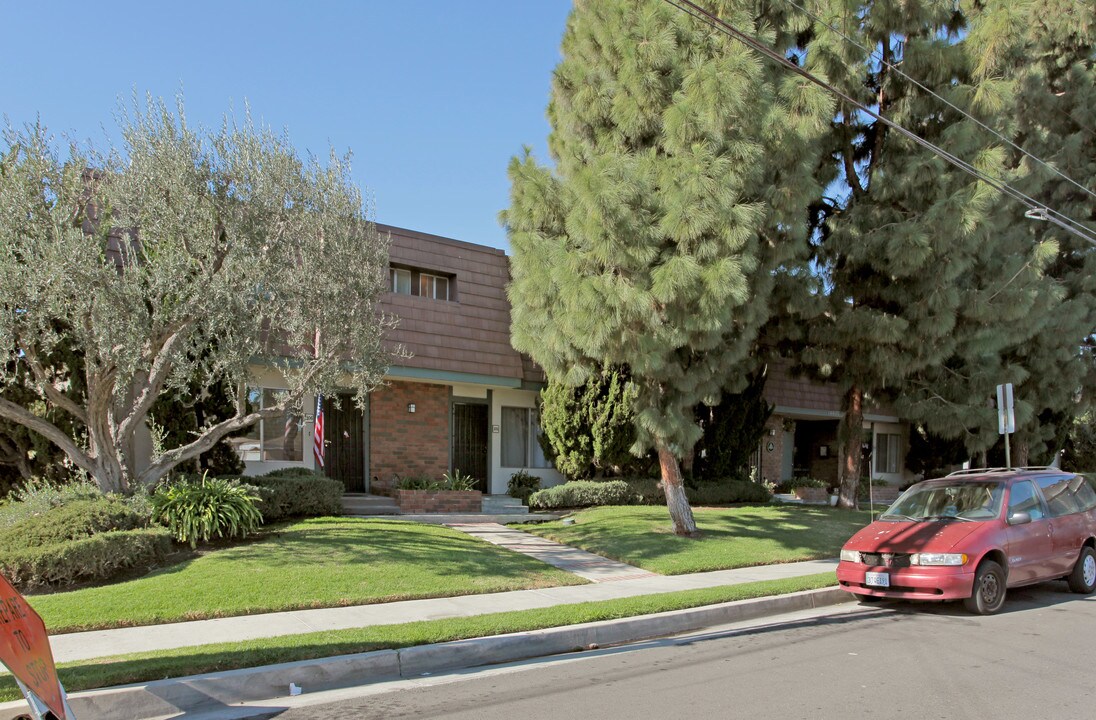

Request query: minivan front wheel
[
  {"left": 964, "top": 560, "right": 1007, "bottom": 615},
  {"left": 1067, "top": 546, "right": 1096, "bottom": 594}
]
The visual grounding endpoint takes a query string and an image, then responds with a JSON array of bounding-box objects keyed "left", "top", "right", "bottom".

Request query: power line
[
  {"left": 661, "top": 0, "right": 1096, "bottom": 248},
  {"left": 783, "top": 0, "right": 1096, "bottom": 207}
]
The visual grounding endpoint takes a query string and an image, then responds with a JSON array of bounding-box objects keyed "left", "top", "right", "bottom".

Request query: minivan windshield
[{"left": 880, "top": 481, "right": 1004, "bottom": 522}]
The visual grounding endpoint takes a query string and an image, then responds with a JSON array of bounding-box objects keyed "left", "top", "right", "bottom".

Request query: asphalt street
[{"left": 250, "top": 583, "right": 1096, "bottom": 720}]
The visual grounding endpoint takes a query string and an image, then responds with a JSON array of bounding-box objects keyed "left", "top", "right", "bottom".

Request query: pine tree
[
  {"left": 505, "top": 1, "right": 830, "bottom": 535},
  {"left": 802, "top": 0, "right": 1003, "bottom": 506},
  {"left": 900, "top": 0, "right": 1096, "bottom": 465}
]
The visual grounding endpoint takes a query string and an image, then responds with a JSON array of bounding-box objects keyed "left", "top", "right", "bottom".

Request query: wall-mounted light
[
  {"left": 407, "top": 403, "right": 416, "bottom": 413},
  {"left": 768, "top": 428, "right": 776, "bottom": 436}
]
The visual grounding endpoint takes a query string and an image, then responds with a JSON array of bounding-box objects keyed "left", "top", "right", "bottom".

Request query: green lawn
[
  {"left": 28, "top": 517, "right": 584, "bottom": 633},
  {"left": 520, "top": 505, "right": 871, "bottom": 575},
  {"left": 0, "top": 572, "right": 837, "bottom": 702}
]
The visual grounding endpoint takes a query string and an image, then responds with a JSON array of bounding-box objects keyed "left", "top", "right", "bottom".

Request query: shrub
[
  {"left": 442, "top": 470, "right": 478, "bottom": 491},
  {"left": 259, "top": 467, "right": 327, "bottom": 479},
  {"left": 0, "top": 476, "right": 104, "bottom": 529},
  {"left": 0, "top": 497, "right": 147, "bottom": 551},
  {"left": 620, "top": 477, "right": 772, "bottom": 506},
  {"left": 620, "top": 477, "right": 665, "bottom": 505},
  {"left": 0, "top": 528, "right": 173, "bottom": 590},
  {"left": 507, "top": 470, "right": 541, "bottom": 504},
  {"left": 687, "top": 480, "right": 771, "bottom": 505},
  {"left": 152, "top": 475, "right": 263, "bottom": 548},
  {"left": 787, "top": 477, "right": 827, "bottom": 490},
  {"left": 395, "top": 472, "right": 480, "bottom": 492},
  {"left": 241, "top": 473, "right": 343, "bottom": 521},
  {"left": 528, "top": 480, "right": 632, "bottom": 509}
]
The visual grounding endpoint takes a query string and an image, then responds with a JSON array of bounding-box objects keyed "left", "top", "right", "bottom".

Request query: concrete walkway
[
  {"left": 46, "top": 554, "right": 836, "bottom": 664},
  {"left": 446, "top": 523, "right": 658, "bottom": 582}
]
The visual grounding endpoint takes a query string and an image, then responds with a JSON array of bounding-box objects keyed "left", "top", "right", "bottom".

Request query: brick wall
[
  {"left": 370, "top": 381, "right": 449, "bottom": 493},
  {"left": 759, "top": 417, "right": 784, "bottom": 484},
  {"left": 393, "top": 489, "right": 483, "bottom": 513}
]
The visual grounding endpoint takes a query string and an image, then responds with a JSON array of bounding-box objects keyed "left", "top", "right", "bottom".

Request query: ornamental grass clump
[{"left": 152, "top": 475, "right": 263, "bottom": 548}]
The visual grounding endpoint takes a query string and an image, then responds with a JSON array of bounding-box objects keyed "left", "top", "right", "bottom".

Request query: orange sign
[{"left": 0, "top": 573, "right": 65, "bottom": 719}]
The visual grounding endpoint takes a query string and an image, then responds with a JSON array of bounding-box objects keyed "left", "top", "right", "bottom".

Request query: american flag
[{"left": 313, "top": 394, "right": 325, "bottom": 469}]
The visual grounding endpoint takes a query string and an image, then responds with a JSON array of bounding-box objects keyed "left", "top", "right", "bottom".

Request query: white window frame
[
  {"left": 232, "top": 388, "right": 304, "bottom": 463},
  {"left": 875, "top": 433, "right": 901, "bottom": 474},
  {"left": 390, "top": 267, "right": 412, "bottom": 295},
  {"left": 420, "top": 272, "right": 450, "bottom": 300},
  {"left": 501, "top": 406, "right": 550, "bottom": 469}
]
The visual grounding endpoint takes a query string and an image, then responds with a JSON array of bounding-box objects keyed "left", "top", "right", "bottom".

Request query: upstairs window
[
  {"left": 420, "top": 273, "right": 450, "bottom": 300},
  {"left": 388, "top": 265, "right": 454, "bottom": 301},
  {"left": 390, "top": 267, "right": 412, "bottom": 295}
]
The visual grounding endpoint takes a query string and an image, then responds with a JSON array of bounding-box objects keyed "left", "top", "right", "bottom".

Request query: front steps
[
  {"left": 341, "top": 493, "right": 399, "bottom": 516},
  {"left": 481, "top": 494, "right": 528, "bottom": 515}
]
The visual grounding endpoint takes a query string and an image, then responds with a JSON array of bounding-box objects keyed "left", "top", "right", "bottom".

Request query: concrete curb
[{"left": 0, "top": 586, "right": 852, "bottom": 720}]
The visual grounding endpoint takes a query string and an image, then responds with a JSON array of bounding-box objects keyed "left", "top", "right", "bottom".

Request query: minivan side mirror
[{"left": 1008, "top": 511, "right": 1032, "bottom": 526}]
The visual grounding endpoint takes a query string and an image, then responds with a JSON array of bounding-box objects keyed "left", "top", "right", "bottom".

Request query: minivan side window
[
  {"left": 1008, "top": 481, "right": 1045, "bottom": 521},
  {"left": 1035, "top": 475, "right": 1083, "bottom": 517},
  {"left": 1070, "top": 475, "right": 1096, "bottom": 512}
]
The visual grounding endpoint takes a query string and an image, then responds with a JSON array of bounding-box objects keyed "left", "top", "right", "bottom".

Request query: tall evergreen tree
[
  {"left": 505, "top": 1, "right": 830, "bottom": 534},
  {"left": 802, "top": 0, "right": 1003, "bottom": 507},
  {"left": 900, "top": 0, "right": 1096, "bottom": 464}
]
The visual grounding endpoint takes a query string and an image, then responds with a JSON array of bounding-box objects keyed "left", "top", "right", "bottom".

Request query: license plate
[{"left": 865, "top": 571, "right": 890, "bottom": 588}]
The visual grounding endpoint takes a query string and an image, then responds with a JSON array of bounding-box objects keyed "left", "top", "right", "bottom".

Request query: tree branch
[
  {"left": 20, "top": 343, "right": 90, "bottom": 425},
  {"left": 117, "top": 318, "right": 193, "bottom": 444},
  {"left": 0, "top": 397, "right": 98, "bottom": 477}
]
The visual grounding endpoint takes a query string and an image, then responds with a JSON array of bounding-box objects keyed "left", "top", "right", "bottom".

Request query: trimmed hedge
[
  {"left": 529, "top": 480, "right": 633, "bottom": 509},
  {"left": 530, "top": 478, "right": 773, "bottom": 510},
  {"left": 0, "top": 528, "right": 174, "bottom": 590},
  {"left": 687, "top": 480, "right": 771, "bottom": 505},
  {"left": 240, "top": 470, "right": 343, "bottom": 521},
  {"left": 0, "top": 497, "right": 147, "bottom": 551}
]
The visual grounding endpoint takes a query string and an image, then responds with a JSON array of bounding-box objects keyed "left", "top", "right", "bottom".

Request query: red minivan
[{"left": 836, "top": 469, "right": 1096, "bottom": 614}]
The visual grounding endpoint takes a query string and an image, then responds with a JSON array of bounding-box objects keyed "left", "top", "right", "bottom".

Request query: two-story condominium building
[
  {"left": 233, "top": 224, "right": 915, "bottom": 498},
  {"left": 234, "top": 224, "right": 564, "bottom": 495}
]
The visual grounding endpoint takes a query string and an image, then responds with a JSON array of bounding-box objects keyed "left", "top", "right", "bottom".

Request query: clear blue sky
[{"left": 0, "top": 0, "right": 572, "bottom": 251}]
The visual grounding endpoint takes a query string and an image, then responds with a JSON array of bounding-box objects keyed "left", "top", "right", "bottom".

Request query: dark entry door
[
  {"left": 324, "top": 394, "right": 365, "bottom": 493},
  {"left": 451, "top": 403, "right": 488, "bottom": 492}
]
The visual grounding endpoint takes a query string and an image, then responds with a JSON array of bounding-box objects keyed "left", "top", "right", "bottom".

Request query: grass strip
[{"left": 0, "top": 572, "right": 836, "bottom": 703}]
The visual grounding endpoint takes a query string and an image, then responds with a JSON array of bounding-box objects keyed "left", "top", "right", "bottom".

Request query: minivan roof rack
[{"left": 945, "top": 466, "right": 1057, "bottom": 477}]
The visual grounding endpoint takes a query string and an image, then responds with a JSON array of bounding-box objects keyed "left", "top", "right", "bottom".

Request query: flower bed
[{"left": 392, "top": 489, "right": 483, "bottom": 513}]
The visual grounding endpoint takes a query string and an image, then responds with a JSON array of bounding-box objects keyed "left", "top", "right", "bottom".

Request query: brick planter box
[
  {"left": 392, "top": 489, "right": 483, "bottom": 514},
  {"left": 862, "top": 488, "right": 901, "bottom": 505},
  {"left": 793, "top": 487, "right": 829, "bottom": 503}
]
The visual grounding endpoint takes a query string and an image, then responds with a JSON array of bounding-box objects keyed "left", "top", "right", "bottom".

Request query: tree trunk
[
  {"left": 657, "top": 442, "right": 698, "bottom": 537},
  {"left": 836, "top": 384, "right": 864, "bottom": 509},
  {"left": 1013, "top": 437, "right": 1029, "bottom": 468}
]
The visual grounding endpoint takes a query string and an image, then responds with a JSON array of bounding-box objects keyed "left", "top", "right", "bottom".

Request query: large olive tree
[{"left": 0, "top": 98, "right": 393, "bottom": 493}]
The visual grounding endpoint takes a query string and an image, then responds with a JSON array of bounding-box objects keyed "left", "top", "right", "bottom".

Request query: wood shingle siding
[{"left": 378, "top": 224, "right": 538, "bottom": 383}]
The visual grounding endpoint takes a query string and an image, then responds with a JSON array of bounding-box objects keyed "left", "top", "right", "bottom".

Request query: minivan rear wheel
[
  {"left": 1066, "top": 546, "right": 1096, "bottom": 594},
  {"left": 964, "top": 560, "right": 1006, "bottom": 615}
]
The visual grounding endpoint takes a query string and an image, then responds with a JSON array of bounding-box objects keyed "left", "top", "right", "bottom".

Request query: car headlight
[
  {"left": 911, "top": 553, "right": 968, "bottom": 566},
  {"left": 840, "top": 549, "right": 860, "bottom": 563}
]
